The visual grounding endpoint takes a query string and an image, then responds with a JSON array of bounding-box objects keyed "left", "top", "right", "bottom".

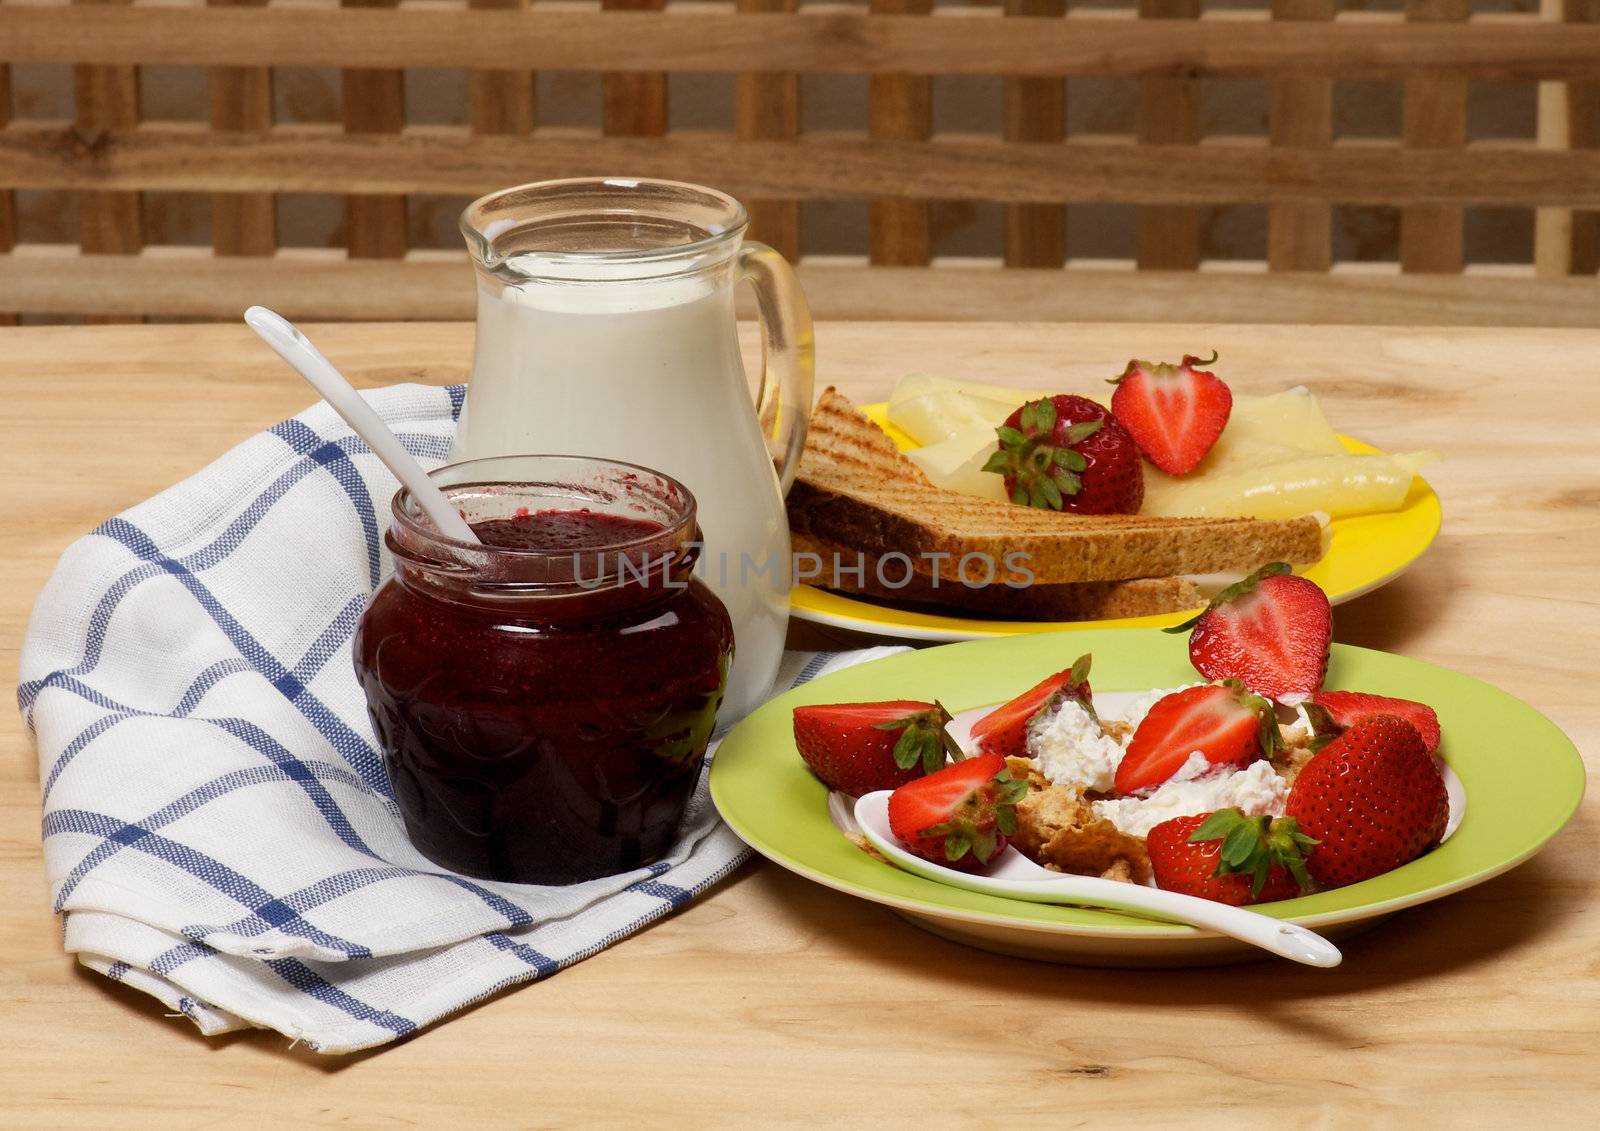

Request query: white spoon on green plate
[{"left": 850, "top": 790, "right": 1341, "bottom": 968}]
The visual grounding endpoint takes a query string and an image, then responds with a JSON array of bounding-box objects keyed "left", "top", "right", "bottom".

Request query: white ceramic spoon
[
  {"left": 850, "top": 791, "right": 1342, "bottom": 968},
  {"left": 243, "top": 305, "right": 480, "bottom": 544}
]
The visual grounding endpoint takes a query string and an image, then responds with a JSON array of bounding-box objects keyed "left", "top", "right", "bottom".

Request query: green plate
[{"left": 710, "top": 630, "right": 1584, "bottom": 965}]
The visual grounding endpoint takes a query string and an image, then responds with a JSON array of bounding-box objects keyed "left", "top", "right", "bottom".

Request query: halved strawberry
[
  {"left": 1107, "top": 350, "right": 1233, "bottom": 476},
  {"left": 887, "top": 753, "right": 1029, "bottom": 871},
  {"left": 969, "top": 654, "right": 1093, "bottom": 759},
  {"left": 1306, "top": 691, "right": 1441, "bottom": 754},
  {"left": 793, "top": 700, "right": 961, "bottom": 796},
  {"left": 1146, "top": 809, "right": 1317, "bottom": 905},
  {"left": 1113, "top": 682, "right": 1280, "bottom": 795},
  {"left": 1167, "top": 562, "right": 1332, "bottom": 702}
]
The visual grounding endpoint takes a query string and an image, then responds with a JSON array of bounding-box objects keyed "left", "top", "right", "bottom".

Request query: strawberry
[
  {"left": 1168, "top": 562, "right": 1332, "bottom": 702},
  {"left": 981, "top": 394, "right": 1143, "bottom": 515},
  {"left": 1146, "top": 809, "right": 1317, "bottom": 905},
  {"left": 887, "top": 753, "right": 1029, "bottom": 871},
  {"left": 969, "top": 654, "right": 1094, "bottom": 759},
  {"left": 1113, "top": 681, "right": 1280, "bottom": 796},
  {"left": 793, "top": 700, "right": 961, "bottom": 796},
  {"left": 1305, "top": 690, "right": 1441, "bottom": 754},
  {"left": 1107, "top": 350, "right": 1233, "bottom": 476},
  {"left": 1286, "top": 714, "right": 1448, "bottom": 888}
]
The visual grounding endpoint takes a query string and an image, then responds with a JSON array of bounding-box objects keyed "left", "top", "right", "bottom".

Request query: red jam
[
  {"left": 472, "top": 508, "right": 660, "bottom": 552},
  {"left": 354, "top": 461, "right": 733, "bottom": 885}
]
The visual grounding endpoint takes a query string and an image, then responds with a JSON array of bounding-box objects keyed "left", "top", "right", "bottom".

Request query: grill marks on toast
[{"left": 799, "top": 387, "right": 931, "bottom": 488}]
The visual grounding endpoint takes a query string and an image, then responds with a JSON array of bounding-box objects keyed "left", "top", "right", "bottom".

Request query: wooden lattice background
[{"left": 1, "top": 0, "right": 1599, "bottom": 325}]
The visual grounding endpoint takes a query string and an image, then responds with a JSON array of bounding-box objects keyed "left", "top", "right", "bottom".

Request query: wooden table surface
[{"left": 2, "top": 322, "right": 1596, "bottom": 1127}]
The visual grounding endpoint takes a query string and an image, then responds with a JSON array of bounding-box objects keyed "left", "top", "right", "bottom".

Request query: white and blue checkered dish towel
[{"left": 18, "top": 382, "right": 905, "bottom": 1054}]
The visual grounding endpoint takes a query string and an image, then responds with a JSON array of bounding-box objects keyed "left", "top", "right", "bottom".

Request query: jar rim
[{"left": 390, "top": 454, "right": 698, "bottom": 572}]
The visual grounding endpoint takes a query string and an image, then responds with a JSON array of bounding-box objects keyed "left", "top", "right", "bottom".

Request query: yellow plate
[{"left": 789, "top": 403, "right": 1442, "bottom": 642}]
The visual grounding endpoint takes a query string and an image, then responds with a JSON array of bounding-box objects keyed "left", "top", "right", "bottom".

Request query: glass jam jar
[{"left": 354, "top": 455, "right": 733, "bottom": 885}]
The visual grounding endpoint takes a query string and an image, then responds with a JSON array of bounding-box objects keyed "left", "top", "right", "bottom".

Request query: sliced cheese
[
  {"left": 887, "top": 373, "right": 1034, "bottom": 445},
  {"left": 1141, "top": 451, "right": 1439, "bottom": 519},
  {"left": 903, "top": 425, "right": 1011, "bottom": 502}
]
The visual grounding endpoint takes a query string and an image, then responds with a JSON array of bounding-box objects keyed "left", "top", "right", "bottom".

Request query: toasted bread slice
[
  {"left": 801, "top": 386, "right": 930, "bottom": 487},
  {"left": 791, "top": 531, "right": 1202, "bottom": 621},
  {"left": 790, "top": 389, "right": 1324, "bottom": 585}
]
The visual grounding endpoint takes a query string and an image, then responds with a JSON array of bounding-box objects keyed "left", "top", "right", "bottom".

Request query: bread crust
[{"left": 790, "top": 531, "right": 1203, "bottom": 620}]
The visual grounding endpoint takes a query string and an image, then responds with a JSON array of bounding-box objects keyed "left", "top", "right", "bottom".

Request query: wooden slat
[
  {"left": 1267, "top": 0, "right": 1335, "bottom": 272},
  {"left": 602, "top": 0, "right": 667, "bottom": 138},
  {"left": 1567, "top": 0, "right": 1600, "bottom": 273},
  {"left": 1003, "top": 0, "right": 1066, "bottom": 268},
  {"left": 736, "top": 0, "right": 800, "bottom": 261},
  {"left": 342, "top": 0, "right": 406, "bottom": 259},
  {"left": 1534, "top": 0, "right": 1571, "bottom": 278},
  {"left": 869, "top": 0, "right": 932, "bottom": 266},
  {"left": 7, "top": 249, "right": 1600, "bottom": 327},
  {"left": 208, "top": 0, "right": 275, "bottom": 257},
  {"left": 469, "top": 0, "right": 536, "bottom": 136},
  {"left": 7, "top": 10, "right": 1600, "bottom": 81},
  {"left": 1135, "top": 0, "right": 1200, "bottom": 269},
  {"left": 10, "top": 126, "right": 1600, "bottom": 207},
  {"left": 0, "top": 63, "right": 15, "bottom": 325},
  {"left": 1402, "top": 0, "right": 1470, "bottom": 273},
  {"left": 73, "top": 0, "right": 142, "bottom": 256},
  {"left": 73, "top": 0, "right": 144, "bottom": 326}
]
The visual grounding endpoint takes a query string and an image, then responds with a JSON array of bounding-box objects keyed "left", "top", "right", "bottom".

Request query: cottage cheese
[
  {"left": 1090, "top": 755, "right": 1289, "bottom": 838},
  {"left": 1027, "top": 700, "right": 1125, "bottom": 793}
]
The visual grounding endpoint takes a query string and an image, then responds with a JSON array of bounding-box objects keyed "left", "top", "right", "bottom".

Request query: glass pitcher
[{"left": 453, "top": 178, "right": 814, "bottom": 719}]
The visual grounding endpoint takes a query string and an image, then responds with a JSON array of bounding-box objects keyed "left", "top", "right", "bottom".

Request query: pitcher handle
[{"left": 738, "top": 242, "right": 815, "bottom": 494}]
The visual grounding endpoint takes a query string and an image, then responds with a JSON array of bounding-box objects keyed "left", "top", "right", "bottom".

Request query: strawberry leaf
[
  {"left": 1062, "top": 419, "right": 1103, "bottom": 445},
  {"left": 931, "top": 700, "right": 965, "bottom": 764},
  {"left": 1022, "top": 398, "right": 1056, "bottom": 435},
  {"left": 971, "top": 828, "right": 998, "bottom": 864},
  {"left": 1220, "top": 821, "right": 1260, "bottom": 867},
  {"left": 1188, "top": 808, "right": 1244, "bottom": 841},
  {"left": 877, "top": 705, "right": 960, "bottom": 773},
  {"left": 1106, "top": 359, "right": 1145, "bottom": 386},
  {"left": 995, "top": 771, "right": 1031, "bottom": 805},
  {"left": 1189, "top": 808, "right": 1318, "bottom": 896}
]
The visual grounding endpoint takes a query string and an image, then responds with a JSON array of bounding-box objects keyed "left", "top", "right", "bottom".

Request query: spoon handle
[
  {"left": 1011, "top": 870, "right": 1337, "bottom": 966},
  {"left": 244, "top": 307, "right": 479, "bottom": 544},
  {"left": 852, "top": 792, "right": 1341, "bottom": 967}
]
